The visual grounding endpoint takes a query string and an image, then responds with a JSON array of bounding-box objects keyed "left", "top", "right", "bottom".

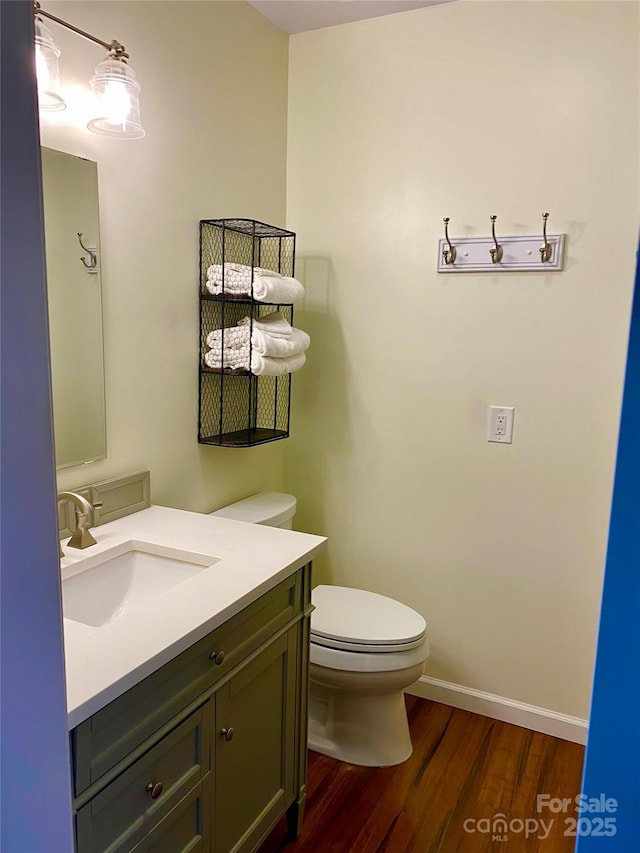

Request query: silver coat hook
[
  {"left": 489, "top": 215, "right": 503, "bottom": 264},
  {"left": 77, "top": 232, "right": 97, "bottom": 269},
  {"left": 539, "top": 212, "right": 552, "bottom": 263},
  {"left": 442, "top": 217, "right": 456, "bottom": 265}
]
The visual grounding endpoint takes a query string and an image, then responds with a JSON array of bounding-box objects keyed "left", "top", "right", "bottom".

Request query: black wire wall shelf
[
  {"left": 198, "top": 218, "right": 296, "bottom": 448},
  {"left": 201, "top": 294, "right": 288, "bottom": 305}
]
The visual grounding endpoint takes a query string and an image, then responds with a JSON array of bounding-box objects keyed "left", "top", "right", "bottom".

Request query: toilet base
[{"left": 308, "top": 668, "right": 421, "bottom": 767}]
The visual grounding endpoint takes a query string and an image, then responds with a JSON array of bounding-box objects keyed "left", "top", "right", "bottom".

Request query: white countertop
[{"left": 61, "top": 505, "right": 326, "bottom": 729}]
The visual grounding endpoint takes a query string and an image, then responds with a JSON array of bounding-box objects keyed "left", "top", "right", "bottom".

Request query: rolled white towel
[
  {"left": 205, "top": 280, "right": 247, "bottom": 297},
  {"left": 207, "top": 343, "right": 245, "bottom": 356},
  {"left": 252, "top": 327, "right": 310, "bottom": 358},
  {"left": 206, "top": 325, "right": 309, "bottom": 358},
  {"left": 251, "top": 275, "right": 305, "bottom": 304},
  {"left": 238, "top": 312, "right": 292, "bottom": 338},
  {"left": 205, "top": 275, "right": 304, "bottom": 304},
  {"left": 204, "top": 343, "right": 250, "bottom": 371},
  {"left": 206, "top": 312, "right": 292, "bottom": 349},
  {"left": 251, "top": 351, "right": 306, "bottom": 376},
  {"left": 205, "top": 264, "right": 254, "bottom": 298},
  {"left": 205, "top": 347, "right": 305, "bottom": 375},
  {"left": 206, "top": 263, "right": 282, "bottom": 288},
  {"left": 206, "top": 325, "right": 250, "bottom": 349}
]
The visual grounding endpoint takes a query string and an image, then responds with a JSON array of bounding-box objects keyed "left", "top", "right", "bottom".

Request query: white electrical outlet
[{"left": 488, "top": 406, "right": 515, "bottom": 443}]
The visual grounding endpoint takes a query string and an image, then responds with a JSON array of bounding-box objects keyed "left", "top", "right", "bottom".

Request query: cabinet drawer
[
  {"left": 73, "top": 570, "right": 302, "bottom": 796},
  {"left": 129, "top": 777, "right": 212, "bottom": 853},
  {"left": 75, "top": 705, "right": 211, "bottom": 853}
]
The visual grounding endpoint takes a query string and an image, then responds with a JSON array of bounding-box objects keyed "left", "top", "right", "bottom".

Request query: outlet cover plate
[{"left": 488, "top": 406, "right": 515, "bottom": 443}]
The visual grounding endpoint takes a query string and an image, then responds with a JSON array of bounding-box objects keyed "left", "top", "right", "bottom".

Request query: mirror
[{"left": 41, "top": 148, "right": 107, "bottom": 469}]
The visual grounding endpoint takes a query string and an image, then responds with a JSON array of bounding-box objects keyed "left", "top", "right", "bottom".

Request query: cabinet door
[{"left": 214, "top": 630, "right": 297, "bottom": 853}]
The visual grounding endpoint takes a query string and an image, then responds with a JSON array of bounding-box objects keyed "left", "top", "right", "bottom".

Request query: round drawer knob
[
  {"left": 209, "top": 650, "right": 225, "bottom": 665},
  {"left": 145, "top": 781, "right": 163, "bottom": 799},
  {"left": 220, "top": 727, "right": 235, "bottom": 742}
]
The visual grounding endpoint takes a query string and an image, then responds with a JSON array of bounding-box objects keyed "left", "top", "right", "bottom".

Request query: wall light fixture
[{"left": 34, "top": 2, "right": 145, "bottom": 139}]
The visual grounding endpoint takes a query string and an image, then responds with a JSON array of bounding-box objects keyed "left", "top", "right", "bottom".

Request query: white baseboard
[{"left": 406, "top": 675, "right": 588, "bottom": 745}]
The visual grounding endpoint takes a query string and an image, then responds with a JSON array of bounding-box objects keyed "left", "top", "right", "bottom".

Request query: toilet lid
[{"left": 310, "top": 585, "right": 426, "bottom": 648}]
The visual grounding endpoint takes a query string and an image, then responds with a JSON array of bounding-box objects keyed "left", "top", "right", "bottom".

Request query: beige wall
[
  {"left": 41, "top": 0, "right": 639, "bottom": 719},
  {"left": 285, "top": 0, "right": 640, "bottom": 718},
  {"left": 42, "top": 1, "right": 289, "bottom": 511}
]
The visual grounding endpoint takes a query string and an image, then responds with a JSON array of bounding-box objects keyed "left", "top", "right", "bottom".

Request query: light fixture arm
[{"left": 34, "top": 2, "right": 128, "bottom": 60}]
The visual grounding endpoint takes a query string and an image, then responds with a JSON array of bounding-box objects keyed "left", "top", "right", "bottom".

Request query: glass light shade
[
  {"left": 34, "top": 19, "right": 66, "bottom": 111},
  {"left": 87, "top": 57, "right": 144, "bottom": 139}
]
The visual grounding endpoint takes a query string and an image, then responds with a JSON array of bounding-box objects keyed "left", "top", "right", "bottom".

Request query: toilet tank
[{"left": 209, "top": 492, "right": 297, "bottom": 529}]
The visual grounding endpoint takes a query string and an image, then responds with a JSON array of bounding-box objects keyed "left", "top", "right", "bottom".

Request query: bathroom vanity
[{"left": 61, "top": 506, "right": 326, "bottom": 853}]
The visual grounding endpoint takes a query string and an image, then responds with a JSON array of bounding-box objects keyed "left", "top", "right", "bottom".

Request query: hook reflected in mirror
[{"left": 77, "top": 232, "right": 98, "bottom": 272}]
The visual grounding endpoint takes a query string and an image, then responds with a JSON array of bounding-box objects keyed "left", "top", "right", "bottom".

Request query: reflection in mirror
[{"left": 41, "top": 148, "right": 107, "bottom": 469}]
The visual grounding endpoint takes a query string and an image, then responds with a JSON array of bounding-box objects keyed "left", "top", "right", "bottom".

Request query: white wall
[
  {"left": 285, "top": 0, "right": 640, "bottom": 718},
  {"left": 42, "top": 1, "right": 289, "bottom": 511}
]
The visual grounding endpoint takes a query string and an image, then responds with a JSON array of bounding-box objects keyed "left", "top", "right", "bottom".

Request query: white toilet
[{"left": 210, "top": 492, "right": 430, "bottom": 768}]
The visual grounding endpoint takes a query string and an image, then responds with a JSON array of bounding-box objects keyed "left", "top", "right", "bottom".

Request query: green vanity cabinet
[{"left": 71, "top": 565, "right": 312, "bottom": 853}]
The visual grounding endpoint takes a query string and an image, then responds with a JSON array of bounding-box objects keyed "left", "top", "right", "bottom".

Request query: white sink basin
[{"left": 62, "top": 540, "right": 220, "bottom": 627}]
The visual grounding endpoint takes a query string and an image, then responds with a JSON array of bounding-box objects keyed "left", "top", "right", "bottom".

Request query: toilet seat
[
  {"left": 311, "top": 633, "right": 426, "bottom": 653},
  {"left": 310, "top": 635, "right": 430, "bottom": 673},
  {"left": 310, "top": 585, "right": 427, "bottom": 654}
]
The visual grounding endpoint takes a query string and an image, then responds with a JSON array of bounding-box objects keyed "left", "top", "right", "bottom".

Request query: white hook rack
[{"left": 437, "top": 214, "right": 565, "bottom": 273}]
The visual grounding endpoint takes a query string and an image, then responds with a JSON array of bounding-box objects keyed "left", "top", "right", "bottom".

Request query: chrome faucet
[{"left": 57, "top": 491, "right": 102, "bottom": 558}]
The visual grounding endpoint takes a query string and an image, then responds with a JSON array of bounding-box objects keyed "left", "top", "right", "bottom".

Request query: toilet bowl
[
  {"left": 309, "top": 584, "right": 428, "bottom": 767},
  {"left": 210, "top": 493, "right": 429, "bottom": 768}
]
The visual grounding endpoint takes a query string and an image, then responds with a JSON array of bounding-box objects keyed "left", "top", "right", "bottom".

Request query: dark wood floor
[{"left": 261, "top": 696, "right": 584, "bottom": 853}]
